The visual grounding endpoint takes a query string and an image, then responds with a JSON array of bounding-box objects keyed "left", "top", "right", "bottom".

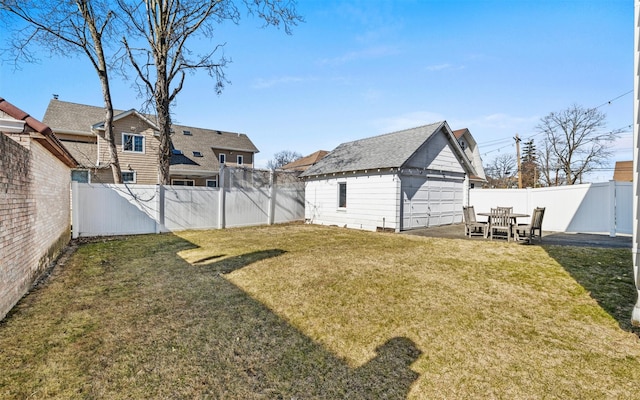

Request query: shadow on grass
[
  {"left": 187, "top": 245, "right": 422, "bottom": 398},
  {"left": 0, "top": 233, "right": 423, "bottom": 399},
  {"left": 543, "top": 245, "right": 640, "bottom": 336}
]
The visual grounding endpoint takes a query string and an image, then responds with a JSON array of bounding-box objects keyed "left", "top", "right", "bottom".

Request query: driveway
[{"left": 403, "top": 223, "right": 632, "bottom": 249}]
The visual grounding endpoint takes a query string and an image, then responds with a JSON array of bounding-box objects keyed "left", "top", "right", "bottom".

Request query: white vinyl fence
[
  {"left": 468, "top": 181, "right": 632, "bottom": 236},
  {"left": 72, "top": 167, "right": 304, "bottom": 238}
]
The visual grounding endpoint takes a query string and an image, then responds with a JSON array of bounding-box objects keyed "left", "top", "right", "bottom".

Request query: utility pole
[{"left": 514, "top": 133, "right": 522, "bottom": 189}]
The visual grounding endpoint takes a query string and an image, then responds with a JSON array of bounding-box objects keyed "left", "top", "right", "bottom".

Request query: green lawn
[{"left": 1, "top": 224, "right": 639, "bottom": 399}]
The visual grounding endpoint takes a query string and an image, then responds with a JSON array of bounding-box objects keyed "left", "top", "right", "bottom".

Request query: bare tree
[
  {"left": 1, "top": 0, "right": 123, "bottom": 183},
  {"left": 537, "top": 137, "right": 564, "bottom": 186},
  {"left": 117, "top": 0, "right": 303, "bottom": 184},
  {"left": 484, "top": 153, "right": 517, "bottom": 188},
  {"left": 536, "top": 104, "right": 614, "bottom": 185},
  {"left": 267, "top": 150, "right": 302, "bottom": 170}
]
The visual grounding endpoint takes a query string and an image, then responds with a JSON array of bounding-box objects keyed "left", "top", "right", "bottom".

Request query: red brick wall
[{"left": 0, "top": 133, "right": 71, "bottom": 320}]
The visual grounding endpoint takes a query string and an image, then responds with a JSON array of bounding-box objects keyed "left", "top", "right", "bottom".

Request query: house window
[
  {"left": 172, "top": 179, "right": 195, "bottom": 186},
  {"left": 193, "top": 151, "right": 203, "bottom": 157},
  {"left": 338, "top": 182, "right": 347, "bottom": 208},
  {"left": 123, "top": 133, "right": 144, "bottom": 153},
  {"left": 459, "top": 140, "right": 467, "bottom": 150},
  {"left": 237, "top": 155, "right": 244, "bottom": 165},
  {"left": 122, "top": 171, "right": 136, "bottom": 183},
  {"left": 71, "top": 170, "right": 89, "bottom": 183},
  {"left": 219, "top": 153, "right": 226, "bottom": 164},
  {"left": 182, "top": 130, "right": 191, "bottom": 135},
  {"left": 206, "top": 178, "right": 218, "bottom": 188}
]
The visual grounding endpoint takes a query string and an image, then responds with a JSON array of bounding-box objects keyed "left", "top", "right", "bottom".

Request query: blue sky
[{"left": 0, "top": 0, "right": 633, "bottom": 181}]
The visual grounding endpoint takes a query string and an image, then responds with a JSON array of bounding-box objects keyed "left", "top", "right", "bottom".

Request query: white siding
[
  {"left": 304, "top": 173, "right": 400, "bottom": 231},
  {"left": 405, "top": 131, "right": 465, "bottom": 174}
]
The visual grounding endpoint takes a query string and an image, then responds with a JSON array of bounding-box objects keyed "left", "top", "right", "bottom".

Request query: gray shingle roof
[
  {"left": 43, "top": 99, "right": 259, "bottom": 173},
  {"left": 301, "top": 122, "right": 446, "bottom": 176}
]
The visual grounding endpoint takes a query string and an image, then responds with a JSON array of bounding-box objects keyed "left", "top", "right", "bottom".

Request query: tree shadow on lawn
[
  {"left": 0, "top": 234, "right": 422, "bottom": 399},
  {"left": 186, "top": 245, "right": 423, "bottom": 399},
  {"left": 543, "top": 245, "right": 640, "bottom": 336}
]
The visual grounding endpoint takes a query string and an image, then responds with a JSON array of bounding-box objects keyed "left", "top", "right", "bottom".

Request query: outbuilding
[{"left": 301, "top": 121, "right": 477, "bottom": 232}]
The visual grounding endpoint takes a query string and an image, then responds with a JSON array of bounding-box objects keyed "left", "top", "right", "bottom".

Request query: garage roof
[{"left": 302, "top": 121, "right": 471, "bottom": 177}]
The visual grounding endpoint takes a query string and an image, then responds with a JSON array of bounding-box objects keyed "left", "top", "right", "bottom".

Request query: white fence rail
[
  {"left": 468, "top": 181, "right": 632, "bottom": 236},
  {"left": 72, "top": 168, "right": 304, "bottom": 238}
]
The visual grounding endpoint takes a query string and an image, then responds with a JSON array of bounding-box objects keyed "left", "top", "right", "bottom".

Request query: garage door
[{"left": 401, "top": 176, "right": 463, "bottom": 230}]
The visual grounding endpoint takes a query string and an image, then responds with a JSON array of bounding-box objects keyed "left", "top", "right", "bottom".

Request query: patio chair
[
  {"left": 515, "top": 207, "right": 545, "bottom": 243},
  {"left": 488, "top": 207, "right": 512, "bottom": 241},
  {"left": 463, "top": 206, "right": 488, "bottom": 237}
]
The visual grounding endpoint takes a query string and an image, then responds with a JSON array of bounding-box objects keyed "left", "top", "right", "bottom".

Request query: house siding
[
  {"left": 305, "top": 173, "right": 400, "bottom": 231},
  {"left": 0, "top": 133, "right": 71, "bottom": 321},
  {"left": 213, "top": 149, "right": 254, "bottom": 168},
  {"left": 96, "top": 115, "right": 160, "bottom": 184}
]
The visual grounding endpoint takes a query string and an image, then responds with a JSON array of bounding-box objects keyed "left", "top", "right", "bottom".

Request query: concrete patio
[{"left": 403, "top": 223, "right": 632, "bottom": 249}]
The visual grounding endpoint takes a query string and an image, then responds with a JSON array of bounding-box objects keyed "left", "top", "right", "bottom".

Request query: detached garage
[{"left": 301, "top": 121, "right": 476, "bottom": 232}]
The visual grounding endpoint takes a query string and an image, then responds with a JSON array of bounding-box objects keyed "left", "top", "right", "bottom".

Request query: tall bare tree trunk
[{"left": 78, "top": 0, "right": 122, "bottom": 183}]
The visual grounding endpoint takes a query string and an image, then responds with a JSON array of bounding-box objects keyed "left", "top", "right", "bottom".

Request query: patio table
[{"left": 477, "top": 212, "right": 529, "bottom": 240}]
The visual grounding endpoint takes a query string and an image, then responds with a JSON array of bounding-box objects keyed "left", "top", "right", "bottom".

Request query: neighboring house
[
  {"left": 42, "top": 99, "right": 259, "bottom": 186},
  {"left": 301, "top": 121, "right": 477, "bottom": 232},
  {"left": 0, "top": 97, "right": 78, "bottom": 320},
  {"left": 613, "top": 160, "right": 632, "bottom": 182},
  {"left": 281, "top": 150, "right": 329, "bottom": 172},
  {"left": 452, "top": 128, "right": 487, "bottom": 188}
]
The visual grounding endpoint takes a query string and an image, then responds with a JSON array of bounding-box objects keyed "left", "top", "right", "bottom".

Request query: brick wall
[{"left": 0, "top": 133, "right": 71, "bottom": 320}]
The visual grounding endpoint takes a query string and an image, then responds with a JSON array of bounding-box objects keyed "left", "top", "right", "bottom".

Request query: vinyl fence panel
[
  {"left": 72, "top": 168, "right": 305, "bottom": 237},
  {"left": 273, "top": 187, "right": 305, "bottom": 224},
  {"left": 468, "top": 181, "right": 631, "bottom": 236},
  {"left": 163, "top": 186, "right": 219, "bottom": 231},
  {"left": 72, "top": 183, "right": 158, "bottom": 237}
]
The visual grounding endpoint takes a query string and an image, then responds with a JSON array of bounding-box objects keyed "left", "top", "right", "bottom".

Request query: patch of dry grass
[{"left": 1, "top": 224, "right": 639, "bottom": 399}]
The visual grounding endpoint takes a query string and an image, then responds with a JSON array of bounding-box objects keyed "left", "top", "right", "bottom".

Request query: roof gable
[{"left": 92, "top": 109, "right": 159, "bottom": 131}]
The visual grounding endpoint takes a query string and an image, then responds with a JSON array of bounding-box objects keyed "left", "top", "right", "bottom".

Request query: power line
[{"left": 478, "top": 89, "right": 633, "bottom": 158}]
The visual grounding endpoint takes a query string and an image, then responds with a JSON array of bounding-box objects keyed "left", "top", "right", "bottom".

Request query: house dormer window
[
  {"left": 219, "top": 153, "right": 226, "bottom": 164},
  {"left": 237, "top": 155, "right": 244, "bottom": 165},
  {"left": 123, "top": 133, "right": 144, "bottom": 153},
  {"left": 459, "top": 140, "right": 466, "bottom": 150}
]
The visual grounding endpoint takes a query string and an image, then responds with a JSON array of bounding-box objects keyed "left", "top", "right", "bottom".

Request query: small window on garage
[{"left": 338, "top": 182, "right": 347, "bottom": 208}]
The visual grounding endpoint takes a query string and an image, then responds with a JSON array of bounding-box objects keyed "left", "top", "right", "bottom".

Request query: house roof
[
  {"left": 452, "top": 127, "right": 486, "bottom": 183},
  {"left": 302, "top": 121, "right": 471, "bottom": 177},
  {"left": 281, "top": 150, "right": 329, "bottom": 171},
  {"left": 0, "top": 97, "right": 77, "bottom": 168},
  {"left": 613, "top": 160, "right": 633, "bottom": 182},
  {"left": 43, "top": 99, "right": 259, "bottom": 173},
  {"left": 452, "top": 128, "right": 467, "bottom": 139}
]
